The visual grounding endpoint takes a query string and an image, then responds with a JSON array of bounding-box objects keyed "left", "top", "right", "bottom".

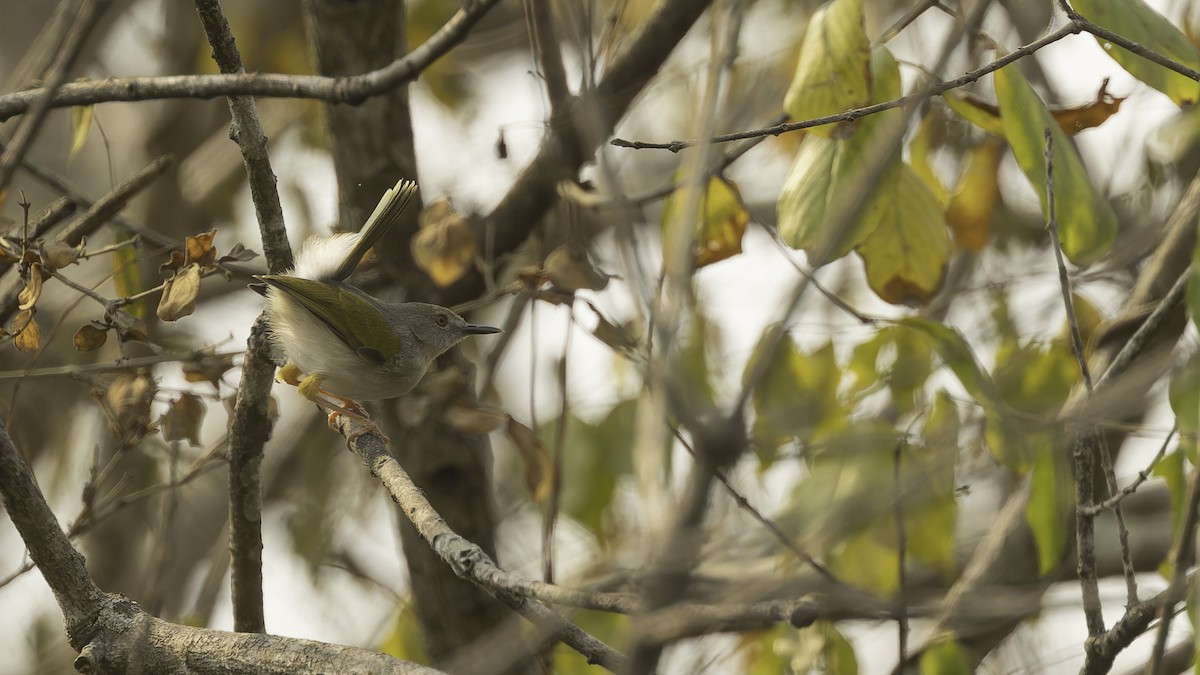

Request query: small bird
[{"left": 253, "top": 178, "right": 500, "bottom": 430}]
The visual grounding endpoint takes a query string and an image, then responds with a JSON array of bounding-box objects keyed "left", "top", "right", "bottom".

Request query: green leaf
[
  {"left": 1026, "top": 445, "right": 1074, "bottom": 576},
  {"left": 900, "top": 318, "right": 1002, "bottom": 408},
  {"left": 910, "top": 110, "right": 948, "bottom": 202},
  {"left": 1072, "top": 0, "right": 1200, "bottom": 106},
  {"left": 778, "top": 47, "right": 905, "bottom": 263},
  {"left": 855, "top": 166, "right": 952, "bottom": 306},
  {"left": 995, "top": 62, "right": 1118, "bottom": 265},
  {"left": 1152, "top": 450, "right": 1186, "bottom": 578},
  {"left": 69, "top": 105, "right": 94, "bottom": 159},
  {"left": 919, "top": 635, "right": 972, "bottom": 675},
  {"left": 782, "top": 0, "right": 870, "bottom": 137},
  {"left": 746, "top": 330, "right": 843, "bottom": 466},
  {"left": 943, "top": 92, "right": 1007, "bottom": 136},
  {"left": 377, "top": 600, "right": 428, "bottom": 663},
  {"left": 1169, "top": 350, "right": 1200, "bottom": 463},
  {"left": 794, "top": 621, "right": 859, "bottom": 675}
]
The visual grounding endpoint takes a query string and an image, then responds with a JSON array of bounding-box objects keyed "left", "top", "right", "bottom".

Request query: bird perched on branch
[{"left": 253, "top": 178, "right": 500, "bottom": 434}]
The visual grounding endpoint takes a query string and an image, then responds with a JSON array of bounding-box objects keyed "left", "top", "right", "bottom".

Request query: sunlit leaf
[
  {"left": 793, "top": 621, "right": 859, "bottom": 675},
  {"left": 946, "top": 80, "right": 1126, "bottom": 136},
  {"left": 661, "top": 174, "right": 749, "bottom": 268},
  {"left": 1073, "top": 0, "right": 1200, "bottom": 105},
  {"left": 946, "top": 137, "right": 1003, "bottom": 252},
  {"left": 855, "top": 166, "right": 951, "bottom": 306},
  {"left": 69, "top": 105, "right": 94, "bottom": 159},
  {"left": 778, "top": 47, "right": 904, "bottom": 263},
  {"left": 995, "top": 61, "right": 1118, "bottom": 265},
  {"left": 185, "top": 229, "right": 219, "bottom": 270},
  {"left": 782, "top": 0, "right": 870, "bottom": 137},
  {"left": 377, "top": 600, "right": 427, "bottom": 663},
  {"left": 411, "top": 198, "right": 477, "bottom": 287},
  {"left": 1026, "top": 444, "right": 1074, "bottom": 576},
  {"left": 829, "top": 528, "right": 899, "bottom": 593}
]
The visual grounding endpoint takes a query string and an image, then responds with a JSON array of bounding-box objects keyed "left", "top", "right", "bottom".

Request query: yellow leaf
[
  {"left": 995, "top": 61, "right": 1117, "bottom": 265},
  {"left": 410, "top": 198, "right": 477, "bottom": 287},
  {"left": 69, "top": 105, "right": 93, "bottom": 159},
  {"left": 778, "top": 47, "right": 904, "bottom": 264},
  {"left": 945, "top": 79, "right": 1126, "bottom": 136},
  {"left": 946, "top": 137, "right": 1003, "bottom": 252},
  {"left": 185, "top": 229, "right": 218, "bottom": 270},
  {"left": 661, "top": 175, "right": 749, "bottom": 268},
  {"left": 909, "top": 110, "right": 948, "bottom": 202},
  {"left": 782, "top": 0, "right": 871, "bottom": 137},
  {"left": 855, "top": 167, "right": 951, "bottom": 306},
  {"left": 113, "top": 231, "right": 144, "bottom": 318}
]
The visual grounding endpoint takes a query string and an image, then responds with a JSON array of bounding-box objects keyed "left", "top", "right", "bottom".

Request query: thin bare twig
[
  {"left": 0, "top": 0, "right": 107, "bottom": 191},
  {"left": 1083, "top": 426, "right": 1177, "bottom": 515}
]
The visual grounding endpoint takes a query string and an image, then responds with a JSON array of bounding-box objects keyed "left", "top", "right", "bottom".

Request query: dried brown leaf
[
  {"left": 182, "top": 353, "right": 236, "bottom": 389},
  {"left": 157, "top": 263, "right": 202, "bottom": 321},
  {"left": 73, "top": 322, "right": 109, "bottom": 351},
  {"left": 506, "top": 417, "right": 553, "bottom": 504},
  {"left": 545, "top": 245, "right": 610, "bottom": 292},
  {"left": 411, "top": 198, "right": 477, "bottom": 287},
  {"left": 160, "top": 393, "right": 206, "bottom": 446},
  {"left": 18, "top": 264, "right": 45, "bottom": 311},
  {"left": 13, "top": 311, "right": 39, "bottom": 352},
  {"left": 41, "top": 240, "right": 82, "bottom": 269}
]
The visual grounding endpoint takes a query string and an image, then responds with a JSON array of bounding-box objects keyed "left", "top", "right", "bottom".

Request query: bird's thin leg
[{"left": 314, "top": 391, "right": 389, "bottom": 443}]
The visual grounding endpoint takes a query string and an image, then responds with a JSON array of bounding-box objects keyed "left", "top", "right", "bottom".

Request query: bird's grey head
[{"left": 386, "top": 302, "right": 501, "bottom": 363}]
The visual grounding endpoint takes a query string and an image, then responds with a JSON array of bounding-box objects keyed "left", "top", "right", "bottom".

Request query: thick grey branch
[{"left": 0, "top": 0, "right": 502, "bottom": 123}]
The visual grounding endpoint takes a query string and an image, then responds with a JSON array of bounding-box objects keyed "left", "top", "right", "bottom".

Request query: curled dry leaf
[
  {"left": 73, "top": 322, "right": 109, "bottom": 351},
  {"left": 545, "top": 245, "right": 610, "bottom": 292},
  {"left": 12, "top": 310, "right": 39, "bottom": 353},
  {"left": 218, "top": 242, "right": 259, "bottom": 264},
  {"left": 159, "top": 249, "right": 186, "bottom": 275},
  {"left": 104, "top": 372, "right": 155, "bottom": 438},
  {"left": 160, "top": 393, "right": 206, "bottom": 447},
  {"left": 18, "top": 263, "right": 46, "bottom": 311},
  {"left": 505, "top": 417, "right": 553, "bottom": 504},
  {"left": 592, "top": 313, "right": 640, "bottom": 354},
  {"left": 185, "top": 229, "right": 218, "bottom": 270},
  {"left": 41, "top": 240, "right": 83, "bottom": 270},
  {"left": 183, "top": 352, "right": 237, "bottom": 389},
  {"left": 411, "top": 198, "right": 477, "bottom": 287},
  {"left": 157, "top": 263, "right": 202, "bottom": 321}
]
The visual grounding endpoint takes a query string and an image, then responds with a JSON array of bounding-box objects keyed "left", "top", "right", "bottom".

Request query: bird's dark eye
[{"left": 434, "top": 314, "right": 449, "bottom": 328}]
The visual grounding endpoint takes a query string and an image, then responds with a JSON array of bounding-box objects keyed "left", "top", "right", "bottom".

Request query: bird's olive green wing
[
  {"left": 259, "top": 275, "right": 402, "bottom": 365},
  {"left": 330, "top": 178, "right": 420, "bottom": 282}
]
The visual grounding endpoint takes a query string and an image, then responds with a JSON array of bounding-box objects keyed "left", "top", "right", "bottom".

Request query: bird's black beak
[{"left": 463, "top": 324, "right": 502, "bottom": 335}]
